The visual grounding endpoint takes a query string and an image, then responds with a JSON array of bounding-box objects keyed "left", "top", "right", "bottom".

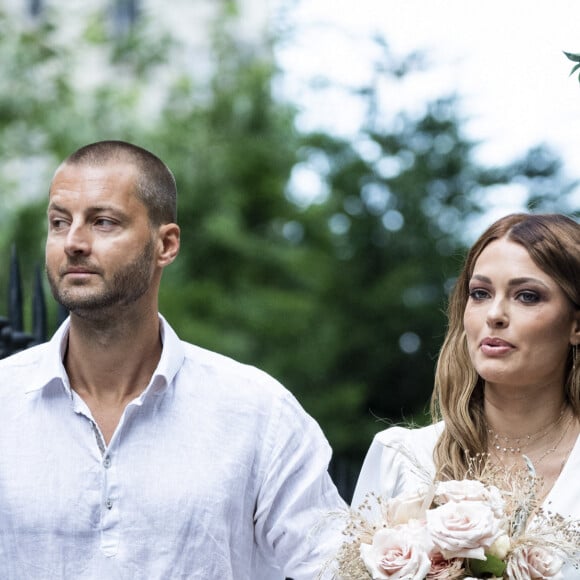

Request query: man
[{"left": 0, "top": 141, "right": 345, "bottom": 579}]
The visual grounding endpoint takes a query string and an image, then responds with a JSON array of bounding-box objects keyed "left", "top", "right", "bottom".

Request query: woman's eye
[
  {"left": 468, "top": 289, "right": 489, "bottom": 300},
  {"left": 517, "top": 291, "right": 539, "bottom": 303}
]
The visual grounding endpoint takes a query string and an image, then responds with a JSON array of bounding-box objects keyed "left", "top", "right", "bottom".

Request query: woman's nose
[{"left": 486, "top": 297, "right": 509, "bottom": 328}]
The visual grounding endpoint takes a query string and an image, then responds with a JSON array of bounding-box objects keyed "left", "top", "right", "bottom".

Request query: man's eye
[
  {"left": 50, "top": 218, "right": 68, "bottom": 229},
  {"left": 95, "top": 218, "right": 116, "bottom": 227}
]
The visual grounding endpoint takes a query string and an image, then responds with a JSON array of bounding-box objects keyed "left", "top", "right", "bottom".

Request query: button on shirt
[{"left": 0, "top": 317, "right": 345, "bottom": 579}]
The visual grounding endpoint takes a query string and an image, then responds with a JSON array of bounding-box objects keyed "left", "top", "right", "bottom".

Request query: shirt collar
[
  {"left": 23, "top": 318, "right": 71, "bottom": 396},
  {"left": 24, "top": 314, "right": 186, "bottom": 398},
  {"left": 142, "top": 314, "right": 186, "bottom": 398}
]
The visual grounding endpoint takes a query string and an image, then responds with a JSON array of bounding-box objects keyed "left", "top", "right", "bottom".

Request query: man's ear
[{"left": 157, "top": 223, "right": 180, "bottom": 268}]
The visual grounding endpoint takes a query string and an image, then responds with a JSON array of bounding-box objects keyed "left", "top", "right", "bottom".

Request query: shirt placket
[{"left": 87, "top": 416, "right": 121, "bottom": 557}]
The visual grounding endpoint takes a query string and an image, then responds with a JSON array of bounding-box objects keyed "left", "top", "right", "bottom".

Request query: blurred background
[{"left": 1, "top": 0, "right": 579, "bottom": 500}]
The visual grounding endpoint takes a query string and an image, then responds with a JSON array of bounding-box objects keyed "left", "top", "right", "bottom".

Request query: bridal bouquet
[{"left": 325, "top": 458, "right": 580, "bottom": 579}]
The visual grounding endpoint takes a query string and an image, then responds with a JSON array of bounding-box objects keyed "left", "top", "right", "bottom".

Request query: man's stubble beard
[{"left": 46, "top": 238, "right": 156, "bottom": 317}]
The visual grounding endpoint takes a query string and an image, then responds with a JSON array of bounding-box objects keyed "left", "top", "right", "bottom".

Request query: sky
[{"left": 275, "top": 0, "right": 580, "bottom": 226}]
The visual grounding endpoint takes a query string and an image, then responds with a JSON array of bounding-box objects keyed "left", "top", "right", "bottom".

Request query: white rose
[
  {"left": 360, "top": 522, "right": 433, "bottom": 580},
  {"left": 506, "top": 545, "right": 564, "bottom": 580},
  {"left": 426, "top": 500, "right": 502, "bottom": 560},
  {"left": 435, "top": 480, "right": 505, "bottom": 517},
  {"left": 435, "top": 479, "right": 488, "bottom": 502},
  {"left": 385, "top": 486, "right": 431, "bottom": 526}
]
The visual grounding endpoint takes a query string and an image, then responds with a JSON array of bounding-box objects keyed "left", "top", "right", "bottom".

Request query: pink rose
[
  {"left": 385, "top": 486, "right": 432, "bottom": 526},
  {"left": 427, "top": 550, "right": 464, "bottom": 579},
  {"left": 435, "top": 479, "right": 504, "bottom": 518},
  {"left": 360, "top": 521, "right": 433, "bottom": 579},
  {"left": 426, "top": 500, "right": 502, "bottom": 560},
  {"left": 506, "top": 545, "right": 564, "bottom": 580}
]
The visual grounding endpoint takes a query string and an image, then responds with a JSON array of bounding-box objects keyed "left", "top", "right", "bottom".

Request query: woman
[{"left": 352, "top": 213, "right": 580, "bottom": 577}]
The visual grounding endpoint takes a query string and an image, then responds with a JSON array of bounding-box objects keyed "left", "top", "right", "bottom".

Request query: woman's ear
[
  {"left": 156, "top": 223, "right": 180, "bottom": 268},
  {"left": 571, "top": 310, "right": 580, "bottom": 346}
]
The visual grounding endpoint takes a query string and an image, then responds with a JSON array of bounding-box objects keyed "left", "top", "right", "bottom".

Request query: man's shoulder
[
  {"left": 179, "top": 340, "right": 287, "bottom": 396},
  {"left": 174, "top": 340, "right": 317, "bottom": 434},
  {"left": 161, "top": 317, "right": 283, "bottom": 392},
  {"left": 0, "top": 342, "right": 49, "bottom": 370},
  {"left": 0, "top": 342, "right": 51, "bottom": 396}
]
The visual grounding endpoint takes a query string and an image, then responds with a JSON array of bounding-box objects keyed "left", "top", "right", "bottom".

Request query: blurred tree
[
  {"left": 0, "top": 3, "right": 173, "bottom": 301},
  {"left": 267, "top": 35, "right": 579, "bottom": 457},
  {"left": 0, "top": 4, "right": 577, "bottom": 468},
  {"left": 291, "top": 100, "right": 495, "bottom": 455}
]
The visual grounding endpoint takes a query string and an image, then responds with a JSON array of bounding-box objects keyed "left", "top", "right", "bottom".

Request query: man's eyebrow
[
  {"left": 47, "top": 202, "right": 68, "bottom": 214},
  {"left": 87, "top": 205, "right": 125, "bottom": 214},
  {"left": 47, "top": 203, "right": 126, "bottom": 216}
]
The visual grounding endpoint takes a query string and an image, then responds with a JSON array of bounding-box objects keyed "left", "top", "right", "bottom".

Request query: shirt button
[
  {"left": 103, "top": 457, "right": 111, "bottom": 468},
  {"left": 105, "top": 499, "right": 113, "bottom": 510}
]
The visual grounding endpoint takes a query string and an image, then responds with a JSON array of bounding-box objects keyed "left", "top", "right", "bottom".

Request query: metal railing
[
  {"left": 0, "top": 247, "right": 48, "bottom": 359},
  {"left": 330, "top": 456, "right": 360, "bottom": 504}
]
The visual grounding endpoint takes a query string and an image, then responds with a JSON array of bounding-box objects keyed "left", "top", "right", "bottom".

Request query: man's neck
[
  {"left": 64, "top": 311, "right": 163, "bottom": 445},
  {"left": 64, "top": 310, "right": 162, "bottom": 404}
]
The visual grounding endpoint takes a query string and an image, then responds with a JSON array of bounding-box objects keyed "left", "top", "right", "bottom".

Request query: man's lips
[
  {"left": 480, "top": 337, "right": 515, "bottom": 355},
  {"left": 61, "top": 266, "right": 100, "bottom": 278}
]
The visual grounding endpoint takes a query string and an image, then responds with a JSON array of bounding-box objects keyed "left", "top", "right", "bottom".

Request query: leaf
[
  {"left": 468, "top": 554, "right": 507, "bottom": 577},
  {"left": 563, "top": 50, "right": 580, "bottom": 63},
  {"left": 570, "top": 63, "right": 580, "bottom": 77}
]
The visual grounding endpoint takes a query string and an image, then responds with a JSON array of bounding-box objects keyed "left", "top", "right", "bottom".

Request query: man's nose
[{"left": 64, "top": 224, "right": 91, "bottom": 257}]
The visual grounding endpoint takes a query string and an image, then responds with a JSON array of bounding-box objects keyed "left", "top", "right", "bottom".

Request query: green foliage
[
  {"left": 468, "top": 554, "right": 507, "bottom": 577},
  {"left": 564, "top": 50, "right": 580, "bottom": 82},
  {"left": 0, "top": 5, "right": 576, "bottom": 464},
  {"left": 0, "top": 4, "right": 181, "bottom": 298},
  {"left": 288, "top": 101, "right": 482, "bottom": 452}
]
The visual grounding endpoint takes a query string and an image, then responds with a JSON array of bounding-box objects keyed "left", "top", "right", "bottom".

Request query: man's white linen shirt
[{"left": 0, "top": 316, "right": 345, "bottom": 579}]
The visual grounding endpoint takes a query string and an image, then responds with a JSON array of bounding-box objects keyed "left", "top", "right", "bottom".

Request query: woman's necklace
[
  {"left": 488, "top": 411, "right": 578, "bottom": 507},
  {"left": 486, "top": 406, "right": 567, "bottom": 454},
  {"left": 529, "top": 415, "right": 578, "bottom": 504},
  {"left": 527, "top": 411, "right": 574, "bottom": 467}
]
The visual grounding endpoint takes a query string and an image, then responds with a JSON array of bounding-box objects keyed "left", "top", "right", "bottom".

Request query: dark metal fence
[
  {"left": 329, "top": 456, "right": 360, "bottom": 504},
  {"left": 0, "top": 247, "right": 48, "bottom": 359}
]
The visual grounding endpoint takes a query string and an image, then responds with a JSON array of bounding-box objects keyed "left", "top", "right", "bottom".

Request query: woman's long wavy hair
[{"left": 430, "top": 213, "right": 580, "bottom": 480}]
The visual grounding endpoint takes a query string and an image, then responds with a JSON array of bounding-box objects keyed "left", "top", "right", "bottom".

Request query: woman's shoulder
[
  {"left": 373, "top": 421, "right": 444, "bottom": 450},
  {"left": 351, "top": 422, "right": 445, "bottom": 507}
]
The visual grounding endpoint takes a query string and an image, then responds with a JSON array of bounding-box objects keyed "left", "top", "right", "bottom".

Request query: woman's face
[{"left": 463, "top": 237, "right": 578, "bottom": 392}]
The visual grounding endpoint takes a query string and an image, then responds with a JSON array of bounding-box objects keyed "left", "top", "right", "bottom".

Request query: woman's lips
[{"left": 480, "top": 337, "right": 515, "bottom": 356}]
